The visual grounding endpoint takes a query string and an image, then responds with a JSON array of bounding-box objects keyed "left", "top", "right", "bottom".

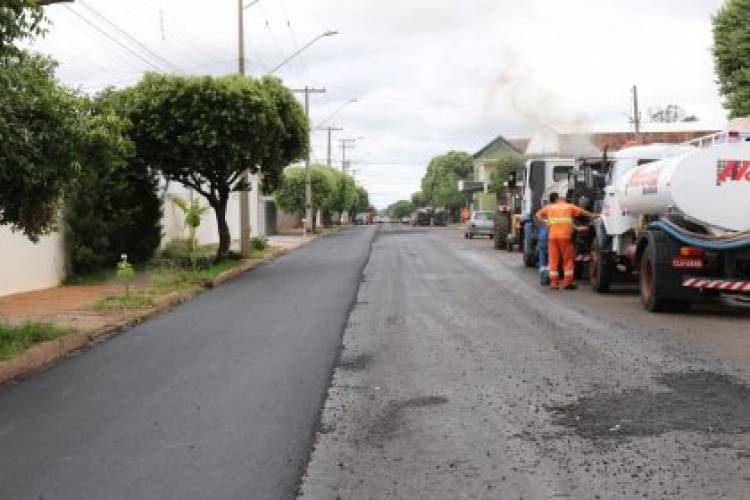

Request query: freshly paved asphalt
[{"left": 0, "top": 227, "right": 375, "bottom": 500}]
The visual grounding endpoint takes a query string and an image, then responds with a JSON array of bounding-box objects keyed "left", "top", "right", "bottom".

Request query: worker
[
  {"left": 535, "top": 192, "right": 597, "bottom": 290},
  {"left": 537, "top": 200, "right": 550, "bottom": 286}
]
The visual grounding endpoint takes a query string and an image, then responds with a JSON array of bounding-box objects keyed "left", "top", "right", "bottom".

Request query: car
[
  {"left": 464, "top": 210, "right": 494, "bottom": 239},
  {"left": 400, "top": 217, "right": 410, "bottom": 224}
]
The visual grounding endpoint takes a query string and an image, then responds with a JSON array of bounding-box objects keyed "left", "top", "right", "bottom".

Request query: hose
[{"left": 649, "top": 219, "right": 750, "bottom": 251}]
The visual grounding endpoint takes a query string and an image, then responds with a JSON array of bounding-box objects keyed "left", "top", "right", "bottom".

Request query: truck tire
[
  {"left": 590, "top": 237, "right": 612, "bottom": 293},
  {"left": 523, "top": 222, "right": 537, "bottom": 267},
  {"left": 640, "top": 239, "right": 691, "bottom": 313},
  {"left": 494, "top": 212, "right": 511, "bottom": 250}
]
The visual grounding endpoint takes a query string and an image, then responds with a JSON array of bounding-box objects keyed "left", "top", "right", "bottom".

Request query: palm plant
[{"left": 171, "top": 196, "right": 211, "bottom": 270}]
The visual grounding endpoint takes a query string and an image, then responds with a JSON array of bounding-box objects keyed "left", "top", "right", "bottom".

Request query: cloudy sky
[{"left": 34, "top": 0, "right": 728, "bottom": 208}]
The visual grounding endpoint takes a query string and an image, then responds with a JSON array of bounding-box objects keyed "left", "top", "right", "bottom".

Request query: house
[{"left": 465, "top": 135, "right": 525, "bottom": 211}]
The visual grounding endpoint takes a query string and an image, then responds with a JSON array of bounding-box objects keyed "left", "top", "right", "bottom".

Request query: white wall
[
  {"left": 0, "top": 225, "right": 66, "bottom": 297},
  {"left": 162, "top": 175, "right": 265, "bottom": 249}
]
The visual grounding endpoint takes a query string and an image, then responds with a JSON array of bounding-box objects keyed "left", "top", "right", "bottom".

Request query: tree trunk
[{"left": 215, "top": 197, "right": 231, "bottom": 260}]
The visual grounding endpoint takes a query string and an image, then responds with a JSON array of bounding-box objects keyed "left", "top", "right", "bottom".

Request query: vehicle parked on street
[
  {"left": 401, "top": 217, "right": 410, "bottom": 224},
  {"left": 585, "top": 130, "right": 750, "bottom": 312},
  {"left": 464, "top": 211, "right": 494, "bottom": 239}
]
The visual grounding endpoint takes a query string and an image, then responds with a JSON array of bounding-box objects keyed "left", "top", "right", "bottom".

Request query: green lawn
[{"left": 0, "top": 322, "right": 73, "bottom": 361}]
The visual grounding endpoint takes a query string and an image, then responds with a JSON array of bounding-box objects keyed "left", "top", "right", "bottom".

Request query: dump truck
[{"left": 588, "top": 131, "right": 750, "bottom": 311}]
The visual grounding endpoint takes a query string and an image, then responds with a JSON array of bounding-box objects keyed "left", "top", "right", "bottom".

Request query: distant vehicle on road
[
  {"left": 400, "top": 217, "right": 410, "bottom": 224},
  {"left": 464, "top": 211, "right": 494, "bottom": 239}
]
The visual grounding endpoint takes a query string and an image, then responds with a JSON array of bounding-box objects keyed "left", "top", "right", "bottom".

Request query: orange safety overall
[{"left": 536, "top": 200, "right": 584, "bottom": 288}]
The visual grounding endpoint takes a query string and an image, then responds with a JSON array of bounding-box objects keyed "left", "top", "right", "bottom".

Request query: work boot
[{"left": 563, "top": 283, "right": 578, "bottom": 290}]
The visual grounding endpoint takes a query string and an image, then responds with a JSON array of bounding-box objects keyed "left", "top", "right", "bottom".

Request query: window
[
  {"left": 553, "top": 165, "right": 572, "bottom": 182},
  {"left": 473, "top": 212, "right": 494, "bottom": 221}
]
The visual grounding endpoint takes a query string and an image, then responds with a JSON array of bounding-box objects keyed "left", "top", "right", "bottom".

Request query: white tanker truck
[{"left": 589, "top": 134, "right": 750, "bottom": 311}]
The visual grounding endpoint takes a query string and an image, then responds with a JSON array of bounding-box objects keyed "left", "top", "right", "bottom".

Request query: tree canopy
[
  {"left": 0, "top": 1, "right": 45, "bottom": 60},
  {"left": 64, "top": 97, "right": 162, "bottom": 274},
  {"left": 713, "top": 0, "right": 750, "bottom": 117},
  {"left": 119, "top": 73, "right": 307, "bottom": 257},
  {"left": 388, "top": 200, "right": 413, "bottom": 219},
  {"left": 275, "top": 165, "right": 366, "bottom": 225},
  {"left": 487, "top": 152, "right": 525, "bottom": 195},
  {"left": 0, "top": 54, "right": 80, "bottom": 240},
  {"left": 420, "top": 151, "right": 473, "bottom": 212}
]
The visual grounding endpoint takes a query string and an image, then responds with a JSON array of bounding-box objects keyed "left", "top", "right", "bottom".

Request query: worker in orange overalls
[{"left": 535, "top": 192, "right": 598, "bottom": 290}]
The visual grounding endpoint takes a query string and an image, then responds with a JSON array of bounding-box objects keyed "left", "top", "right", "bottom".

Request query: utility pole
[
  {"left": 293, "top": 87, "right": 326, "bottom": 234},
  {"left": 321, "top": 126, "right": 342, "bottom": 168},
  {"left": 339, "top": 138, "right": 357, "bottom": 174},
  {"left": 632, "top": 85, "right": 641, "bottom": 144},
  {"left": 237, "top": 0, "right": 252, "bottom": 258}
]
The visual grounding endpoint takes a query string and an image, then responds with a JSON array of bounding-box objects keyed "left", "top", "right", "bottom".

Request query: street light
[
  {"left": 316, "top": 98, "right": 357, "bottom": 129},
  {"left": 266, "top": 30, "right": 339, "bottom": 76}
]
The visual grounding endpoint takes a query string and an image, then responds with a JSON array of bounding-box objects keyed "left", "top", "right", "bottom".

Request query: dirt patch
[
  {"left": 338, "top": 353, "right": 371, "bottom": 371},
  {"left": 367, "top": 395, "right": 448, "bottom": 444},
  {"left": 549, "top": 371, "right": 750, "bottom": 442}
]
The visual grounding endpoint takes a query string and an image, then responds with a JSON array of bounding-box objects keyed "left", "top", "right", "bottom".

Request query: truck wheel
[
  {"left": 590, "top": 237, "right": 612, "bottom": 293},
  {"left": 494, "top": 212, "right": 510, "bottom": 250},
  {"left": 640, "top": 244, "right": 691, "bottom": 312}
]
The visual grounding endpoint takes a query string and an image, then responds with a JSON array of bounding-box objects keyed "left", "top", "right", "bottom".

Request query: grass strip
[{"left": 0, "top": 322, "right": 73, "bottom": 361}]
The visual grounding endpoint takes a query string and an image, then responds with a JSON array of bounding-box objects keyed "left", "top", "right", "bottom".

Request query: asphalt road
[
  {"left": 0, "top": 227, "right": 376, "bottom": 500},
  {"left": 300, "top": 225, "right": 750, "bottom": 500}
]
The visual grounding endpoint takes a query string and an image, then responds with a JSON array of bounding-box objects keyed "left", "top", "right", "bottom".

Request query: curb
[{"left": 0, "top": 235, "right": 332, "bottom": 388}]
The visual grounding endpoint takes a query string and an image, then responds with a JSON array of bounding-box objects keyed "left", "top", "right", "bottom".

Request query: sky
[{"left": 33, "top": 0, "right": 729, "bottom": 208}]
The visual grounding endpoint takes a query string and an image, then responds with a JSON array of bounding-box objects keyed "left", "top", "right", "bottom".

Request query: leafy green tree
[
  {"left": 713, "top": 0, "right": 750, "bottom": 117},
  {"left": 120, "top": 73, "right": 307, "bottom": 258},
  {"left": 0, "top": 0, "right": 45, "bottom": 60},
  {"left": 274, "top": 165, "right": 337, "bottom": 227},
  {"left": 353, "top": 186, "right": 371, "bottom": 214},
  {"left": 388, "top": 200, "right": 413, "bottom": 219},
  {"left": 329, "top": 170, "right": 358, "bottom": 219},
  {"left": 64, "top": 99, "right": 162, "bottom": 274},
  {"left": 420, "top": 151, "right": 473, "bottom": 213},
  {"left": 410, "top": 191, "right": 426, "bottom": 208},
  {"left": 0, "top": 54, "right": 80, "bottom": 240},
  {"left": 487, "top": 152, "right": 525, "bottom": 196}
]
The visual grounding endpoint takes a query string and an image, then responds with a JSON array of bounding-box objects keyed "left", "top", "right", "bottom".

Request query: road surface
[
  {"left": 300, "top": 225, "right": 750, "bottom": 500},
  {"left": 0, "top": 227, "right": 376, "bottom": 500},
  {"left": 5, "top": 224, "right": 750, "bottom": 500}
]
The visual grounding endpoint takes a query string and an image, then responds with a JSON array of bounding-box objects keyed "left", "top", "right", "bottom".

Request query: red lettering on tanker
[
  {"left": 716, "top": 160, "right": 750, "bottom": 186},
  {"left": 627, "top": 166, "right": 662, "bottom": 194}
]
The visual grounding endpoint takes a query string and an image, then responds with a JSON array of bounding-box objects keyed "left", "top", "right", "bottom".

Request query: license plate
[{"left": 672, "top": 257, "right": 703, "bottom": 269}]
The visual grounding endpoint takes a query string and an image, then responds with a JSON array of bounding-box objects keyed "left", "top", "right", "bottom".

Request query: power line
[
  {"left": 63, "top": 5, "right": 164, "bottom": 72},
  {"left": 76, "top": 0, "right": 181, "bottom": 72}
]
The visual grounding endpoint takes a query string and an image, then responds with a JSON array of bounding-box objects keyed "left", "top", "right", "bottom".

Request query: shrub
[
  {"left": 251, "top": 236, "right": 269, "bottom": 252},
  {"left": 155, "top": 238, "right": 215, "bottom": 270},
  {"left": 65, "top": 100, "right": 162, "bottom": 275}
]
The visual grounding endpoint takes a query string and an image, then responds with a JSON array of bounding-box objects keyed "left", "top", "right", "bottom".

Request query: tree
[
  {"left": 713, "top": 0, "right": 750, "bottom": 117},
  {"left": 420, "top": 151, "right": 473, "bottom": 215},
  {"left": 487, "top": 152, "right": 525, "bottom": 198},
  {"left": 353, "top": 186, "right": 371, "bottom": 214},
  {"left": 0, "top": 54, "right": 80, "bottom": 240},
  {"left": 410, "top": 191, "right": 426, "bottom": 208},
  {"left": 329, "top": 171, "right": 358, "bottom": 220},
  {"left": 388, "top": 200, "right": 413, "bottom": 219},
  {"left": 274, "top": 165, "right": 337, "bottom": 225},
  {"left": 648, "top": 104, "right": 699, "bottom": 123},
  {"left": 120, "top": 73, "right": 307, "bottom": 258},
  {"left": 0, "top": 1, "right": 45, "bottom": 61},
  {"left": 64, "top": 98, "right": 162, "bottom": 274}
]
